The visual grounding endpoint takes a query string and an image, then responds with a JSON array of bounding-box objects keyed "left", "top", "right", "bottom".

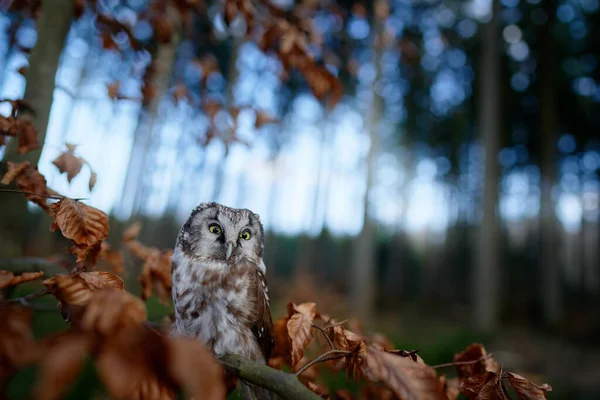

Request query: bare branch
[
  {"left": 295, "top": 349, "right": 352, "bottom": 377},
  {"left": 311, "top": 323, "right": 334, "bottom": 350},
  {"left": 431, "top": 353, "right": 494, "bottom": 369},
  {"left": 219, "top": 354, "right": 321, "bottom": 400},
  {"left": 1, "top": 288, "right": 50, "bottom": 306}
]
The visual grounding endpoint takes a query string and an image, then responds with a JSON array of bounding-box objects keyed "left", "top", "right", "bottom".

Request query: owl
[{"left": 171, "top": 202, "right": 274, "bottom": 399}]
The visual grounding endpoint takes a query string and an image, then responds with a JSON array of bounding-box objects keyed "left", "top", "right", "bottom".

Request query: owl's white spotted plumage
[{"left": 171, "top": 202, "right": 274, "bottom": 399}]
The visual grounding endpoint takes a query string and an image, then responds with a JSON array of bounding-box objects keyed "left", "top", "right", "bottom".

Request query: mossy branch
[{"left": 219, "top": 354, "right": 321, "bottom": 400}]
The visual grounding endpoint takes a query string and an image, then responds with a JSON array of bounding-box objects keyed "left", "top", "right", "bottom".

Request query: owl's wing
[{"left": 252, "top": 266, "right": 274, "bottom": 362}]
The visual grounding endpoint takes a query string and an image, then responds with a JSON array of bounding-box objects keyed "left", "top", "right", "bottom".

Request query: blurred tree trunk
[
  {"left": 538, "top": 0, "right": 562, "bottom": 325},
  {"left": 120, "top": 7, "right": 181, "bottom": 218},
  {"left": 210, "top": 38, "right": 241, "bottom": 203},
  {"left": 351, "top": 1, "right": 386, "bottom": 328},
  {"left": 0, "top": 0, "right": 74, "bottom": 257},
  {"left": 474, "top": 0, "right": 502, "bottom": 332}
]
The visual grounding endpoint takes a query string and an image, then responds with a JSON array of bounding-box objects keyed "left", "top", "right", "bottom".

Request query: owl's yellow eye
[
  {"left": 208, "top": 224, "right": 222, "bottom": 235},
  {"left": 239, "top": 230, "right": 251, "bottom": 240}
]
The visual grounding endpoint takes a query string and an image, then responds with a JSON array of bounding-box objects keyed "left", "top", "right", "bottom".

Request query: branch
[
  {"left": 431, "top": 353, "right": 494, "bottom": 369},
  {"left": 1, "top": 288, "right": 50, "bottom": 305},
  {"left": 295, "top": 349, "right": 352, "bottom": 377},
  {"left": 312, "top": 323, "right": 334, "bottom": 350},
  {"left": 219, "top": 354, "right": 321, "bottom": 400}
]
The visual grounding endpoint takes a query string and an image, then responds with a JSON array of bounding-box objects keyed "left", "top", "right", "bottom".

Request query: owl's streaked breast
[{"left": 171, "top": 249, "right": 265, "bottom": 361}]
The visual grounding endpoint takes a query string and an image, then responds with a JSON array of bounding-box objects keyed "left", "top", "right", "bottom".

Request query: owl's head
[{"left": 175, "top": 202, "right": 264, "bottom": 264}]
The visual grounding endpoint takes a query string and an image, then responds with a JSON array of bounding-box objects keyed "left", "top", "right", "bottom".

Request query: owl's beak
[{"left": 225, "top": 241, "right": 235, "bottom": 260}]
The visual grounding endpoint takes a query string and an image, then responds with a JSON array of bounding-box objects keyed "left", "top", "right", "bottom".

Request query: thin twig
[
  {"left": 0, "top": 188, "right": 64, "bottom": 200},
  {"left": 312, "top": 323, "right": 334, "bottom": 350},
  {"left": 1, "top": 288, "right": 50, "bottom": 306},
  {"left": 320, "top": 319, "right": 347, "bottom": 330},
  {"left": 295, "top": 349, "right": 352, "bottom": 377},
  {"left": 431, "top": 353, "right": 494, "bottom": 369}
]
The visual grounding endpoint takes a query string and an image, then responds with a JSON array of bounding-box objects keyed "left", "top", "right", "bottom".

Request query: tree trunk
[
  {"left": 210, "top": 38, "right": 241, "bottom": 203},
  {"left": 473, "top": 0, "right": 502, "bottom": 332},
  {"left": 0, "top": 0, "right": 74, "bottom": 257},
  {"left": 351, "top": 2, "right": 385, "bottom": 328},
  {"left": 538, "top": 0, "right": 562, "bottom": 326},
  {"left": 119, "top": 7, "right": 181, "bottom": 219}
]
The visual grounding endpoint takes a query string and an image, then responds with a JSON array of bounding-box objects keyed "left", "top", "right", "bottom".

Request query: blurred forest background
[{"left": 0, "top": 0, "right": 599, "bottom": 398}]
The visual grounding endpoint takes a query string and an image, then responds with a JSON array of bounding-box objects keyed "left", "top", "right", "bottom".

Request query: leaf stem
[
  {"left": 1, "top": 288, "right": 50, "bottom": 306},
  {"left": 311, "top": 323, "right": 334, "bottom": 350}
]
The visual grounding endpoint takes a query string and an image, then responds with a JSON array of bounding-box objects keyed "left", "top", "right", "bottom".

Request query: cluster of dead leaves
[
  {"left": 1, "top": 161, "right": 108, "bottom": 266},
  {"left": 0, "top": 270, "right": 225, "bottom": 400},
  {"left": 122, "top": 222, "right": 173, "bottom": 304},
  {"left": 270, "top": 302, "right": 552, "bottom": 400}
]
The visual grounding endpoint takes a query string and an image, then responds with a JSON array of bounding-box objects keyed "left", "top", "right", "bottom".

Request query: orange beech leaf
[
  {"left": 1, "top": 160, "right": 30, "bottom": 185},
  {"left": 34, "top": 331, "right": 91, "bottom": 400},
  {"left": 139, "top": 249, "right": 173, "bottom": 303},
  {"left": 305, "top": 380, "right": 329, "bottom": 398},
  {"left": 52, "top": 149, "right": 84, "bottom": 183},
  {"left": 96, "top": 327, "right": 176, "bottom": 400},
  {"left": 254, "top": 111, "right": 278, "bottom": 129},
  {"left": 50, "top": 198, "right": 109, "bottom": 247},
  {"left": 167, "top": 336, "right": 227, "bottom": 400},
  {"left": 203, "top": 100, "right": 221, "bottom": 120},
  {"left": 361, "top": 346, "right": 447, "bottom": 400},
  {"left": 123, "top": 221, "right": 142, "bottom": 242},
  {"left": 224, "top": 0, "right": 237, "bottom": 25},
  {"left": 0, "top": 270, "right": 44, "bottom": 290},
  {"left": 334, "top": 389, "right": 355, "bottom": 400},
  {"left": 107, "top": 81, "right": 121, "bottom": 100},
  {"left": 286, "top": 302, "right": 317, "bottom": 367},
  {"left": 78, "top": 289, "right": 147, "bottom": 335},
  {"left": 0, "top": 305, "right": 38, "bottom": 384},
  {"left": 439, "top": 374, "right": 461, "bottom": 400},
  {"left": 89, "top": 171, "right": 97, "bottom": 191},
  {"left": 460, "top": 371, "right": 507, "bottom": 400},
  {"left": 453, "top": 343, "right": 498, "bottom": 379},
  {"left": 98, "top": 242, "right": 125, "bottom": 275},
  {"left": 16, "top": 120, "right": 39, "bottom": 154},
  {"left": 271, "top": 316, "right": 292, "bottom": 364},
  {"left": 14, "top": 164, "right": 56, "bottom": 212},
  {"left": 506, "top": 372, "right": 552, "bottom": 400},
  {"left": 43, "top": 271, "right": 124, "bottom": 321}
]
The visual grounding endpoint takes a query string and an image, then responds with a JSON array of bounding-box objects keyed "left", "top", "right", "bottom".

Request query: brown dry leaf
[
  {"left": 203, "top": 100, "right": 221, "bottom": 120},
  {"left": 17, "top": 120, "right": 39, "bottom": 154},
  {"left": 34, "top": 331, "right": 91, "bottom": 400},
  {"left": 139, "top": 249, "right": 173, "bottom": 303},
  {"left": 287, "top": 302, "right": 317, "bottom": 367},
  {"left": 0, "top": 305, "right": 38, "bottom": 384},
  {"left": 1, "top": 160, "right": 30, "bottom": 184},
  {"left": 123, "top": 221, "right": 142, "bottom": 242},
  {"left": 89, "top": 171, "right": 97, "bottom": 191},
  {"left": 506, "top": 372, "right": 552, "bottom": 400},
  {"left": 255, "top": 111, "right": 278, "bottom": 129},
  {"left": 79, "top": 289, "right": 147, "bottom": 335},
  {"left": 96, "top": 327, "right": 176, "bottom": 400},
  {"left": 439, "top": 374, "right": 461, "bottom": 400},
  {"left": 334, "top": 389, "right": 355, "bottom": 400},
  {"left": 43, "top": 271, "right": 124, "bottom": 321},
  {"left": 52, "top": 151, "right": 84, "bottom": 182},
  {"left": 0, "top": 270, "right": 44, "bottom": 290},
  {"left": 305, "top": 380, "right": 329, "bottom": 398},
  {"left": 13, "top": 164, "right": 55, "bottom": 212},
  {"left": 224, "top": 0, "right": 237, "bottom": 25},
  {"left": 270, "top": 316, "right": 291, "bottom": 365},
  {"left": 98, "top": 242, "right": 124, "bottom": 275},
  {"left": 167, "top": 336, "right": 227, "bottom": 400},
  {"left": 50, "top": 198, "right": 109, "bottom": 247},
  {"left": 107, "top": 81, "right": 121, "bottom": 100},
  {"left": 460, "top": 371, "right": 507, "bottom": 400},
  {"left": 361, "top": 346, "right": 447, "bottom": 400},
  {"left": 453, "top": 343, "right": 498, "bottom": 379}
]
